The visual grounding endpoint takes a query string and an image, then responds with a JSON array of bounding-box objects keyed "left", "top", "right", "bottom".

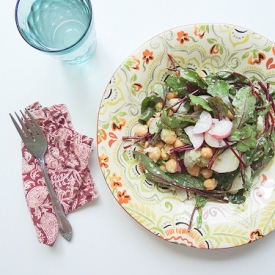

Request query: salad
[{"left": 123, "top": 54, "right": 275, "bottom": 230}]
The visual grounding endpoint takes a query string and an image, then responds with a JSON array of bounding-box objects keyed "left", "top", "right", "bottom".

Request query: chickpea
[
  {"left": 155, "top": 101, "right": 163, "bottom": 112},
  {"left": 201, "top": 147, "right": 213, "bottom": 159},
  {"left": 203, "top": 178, "right": 218, "bottom": 190},
  {"left": 154, "top": 141, "right": 165, "bottom": 149},
  {"left": 174, "top": 138, "right": 186, "bottom": 148},
  {"left": 166, "top": 92, "right": 177, "bottom": 100},
  {"left": 227, "top": 110, "right": 234, "bottom": 120},
  {"left": 159, "top": 164, "right": 167, "bottom": 172},
  {"left": 135, "top": 124, "right": 148, "bottom": 136},
  {"left": 186, "top": 164, "right": 201, "bottom": 177},
  {"left": 161, "top": 129, "right": 177, "bottom": 145},
  {"left": 164, "top": 144, "right": 174, "bottom": 153},
  {"left": 161, "top": 148, "right": 170, "bottom": 160},
  {"left": 147, "top": 147, "right": 161, "bottom": 162},
  {"left": 200, "top": 168, "right": 213, "bottom": 179},
  {"left": 161, "top": 144, "right": 174, "bottom": 160},
  {"left": 165, "top": 159, "right": 178, "bottom": 173}
]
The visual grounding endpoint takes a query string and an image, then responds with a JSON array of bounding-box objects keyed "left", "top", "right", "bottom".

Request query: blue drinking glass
[{"left": 15, "top": 0, "right": 97, "bottom": 65}]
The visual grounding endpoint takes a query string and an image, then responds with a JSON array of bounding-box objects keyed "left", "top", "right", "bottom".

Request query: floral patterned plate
[{"left": 97, "top": 23, "right": 275, "bottom": 249}]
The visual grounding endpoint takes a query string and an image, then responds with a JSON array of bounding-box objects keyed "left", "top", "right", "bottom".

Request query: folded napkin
[{"left": 21, "top": 102, "right": 98, "bottom": 246}]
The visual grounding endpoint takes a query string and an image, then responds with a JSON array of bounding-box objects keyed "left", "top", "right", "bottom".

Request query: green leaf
[
  {"left": 207, "top": 80, "right": 230, "bottom": 104},
  {"left": 199, "top": 25, "right": 206, "bottom": 32},
  {"left": 195, "top": 194, "right": 208, "bottom": 208},
  {"left": 214, "top": 168, "right": 240, "bottom": 190},
  {"left": 207, "top": 38, "right": 217, "bottom": 44},
  {"left": 139, "top": 107, "right": 155, "bottom": 123},
  {"left": 232, "top": 87, "right": 256, "bottom": 128},
  {"left": 235, "top": 125, "right": 257, "bottom": 152},
  {"left": 166, "top": 75, "right": 188, "bottom": 96},
  {"left": 195, "top": 194, "right": 208, "bottom": 229},
  {"left": 153, "top": 84, "right": 166, "bottom": 97},
  {"left": 242, "top": 51, "right": 250, "bottom": 59},
  {"left": 140, "top": 93, "right": 162, "bottom": 114},
  {"left": 130, "top": 74, "right": 137, "bottom": 82},
  {"left": 180, "top": 69, "right": 207, "bottom": 89},
  {"left": 250, "top": 137, "right": 275, "bottom": 170},
  {"left": 167, "top": 172, "right": 205, "bottom": 190},
  {"left": 102, "top": 123, "right": 110, "bottom": 129},
  {"left": 133, "top": 151, "right": 175, "bottom": 185},
  {"left": 227, "top": 189, "right": 246, "bottom": 204},
  {"left": 263, "top": 45, "right": 272, "bottom": 52},
  {"left": 133, "top": 151, "right": 206, "bottom": 190},
  {"left": 189, "top": 94, "right": 213, "bottom": 112},
  {"left": 215, "top": 71, "right": 249, "bottom": 85},
  {"left": 242, "top": 134, "right": 275, "bottom": 170},
  {"left": 229, "top": 126, "right": 241, "bottom": 142},
  {"left": 207, "top": 96, "right": 229, "bottom": 119},
  {"left": 159, "top": 108, "right": 196, "bottom": 129},
  {"left": 142, "top": 61, "right": 146, "bottom": 71}
]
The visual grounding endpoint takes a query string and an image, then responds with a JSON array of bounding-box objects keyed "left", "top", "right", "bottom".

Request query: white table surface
[{"left": 1, "top": 1, "right": 275, "bottom": 274}]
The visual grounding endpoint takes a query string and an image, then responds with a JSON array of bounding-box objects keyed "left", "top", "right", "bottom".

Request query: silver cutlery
[{"left": 10, "top": 109, "right": 72, "bottom": 241}]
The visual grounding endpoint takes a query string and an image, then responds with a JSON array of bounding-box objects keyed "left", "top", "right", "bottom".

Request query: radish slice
[
  {"left": 208, "top": 120, "right": 233, "bottom": 139},
  {"left": 204, "top": 127, "right": 226, "bottom": 148},
  {"left": 211, "top": 148, "right": 240, "bottom": 173},
  {"left": 184, "top": 126, "right": 204, "bottom": 150},
  {"left": 193, "top": 111, "right": 213, "bottom": 134}
]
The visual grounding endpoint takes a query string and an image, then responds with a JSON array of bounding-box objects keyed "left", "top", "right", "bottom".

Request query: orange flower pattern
[
  {"left": 194, "top": 25, "right": 206, "bottom": 39},
  {"left": 210, "top": 44, "right": 219, "bottom": 54},
  {"left": 108, "top": 132, "right": 118, "bottom": 147},
  {"left": 142, "top": 49, "right": 154, "bottom": 64},
  {"left": 111, "top": 118, "right": 126, "bottom": 131},
  {"left": 131, "top": 55, "right": 140, "bottom": 70},
  {"left": 248, "top": 52, "right": 266, "bottom": 65},
  {"left": 117, "top": 190, "right": 131, "bottom": 204},
  {"left": 177, "top": 31, "right": 190, "bottom": 44},
  {"left": 97, "top": 128, "right": 107, "bottom": 144},
  {"left": 124, "top": 55, "right": 141, "bottom": 71},
  {"left": 266, "top": 47, "right": 275, "bottom": 69},
  {"left": 249, "top": 229, "right": 263, "bottom": 242},
  {"left": 99, "top": 153, "right": 109, "bottom": 168},
  {"left": 109, "top": 172, "right": 122, "bottom": 189},
  {"left": 132, "top": 82, "right": 142, "bottom": 93},
  {"left": 164, "top": 226, "right": 209, "bottom": 249}
]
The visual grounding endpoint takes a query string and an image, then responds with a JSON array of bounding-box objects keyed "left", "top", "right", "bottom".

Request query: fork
[{"left": 10, "top": 109, "right": 73, "bottom": 241}]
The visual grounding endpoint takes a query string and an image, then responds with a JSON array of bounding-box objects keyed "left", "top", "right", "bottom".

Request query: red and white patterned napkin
[{"left": 21, "top": 102, "right": 98, "bottom": 246}]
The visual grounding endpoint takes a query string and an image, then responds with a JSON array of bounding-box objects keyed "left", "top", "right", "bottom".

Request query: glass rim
[{"left": 15, "top": 0, "right": 93, "bottom": 54}]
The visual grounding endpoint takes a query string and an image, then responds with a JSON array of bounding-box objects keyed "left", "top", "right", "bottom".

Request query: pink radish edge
[{"left": 208, "top": 120, "right": 233, "bottom": 139}]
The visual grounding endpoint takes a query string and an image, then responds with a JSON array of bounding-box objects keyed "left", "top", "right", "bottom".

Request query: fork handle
[{"left": 38, "top": 158, "right": 73, "bottom": 241}]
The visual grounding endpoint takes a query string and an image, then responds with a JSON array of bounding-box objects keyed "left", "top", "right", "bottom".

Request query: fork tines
[{"left": 10, "top": 109, "right": 44, "bottom": 140}]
